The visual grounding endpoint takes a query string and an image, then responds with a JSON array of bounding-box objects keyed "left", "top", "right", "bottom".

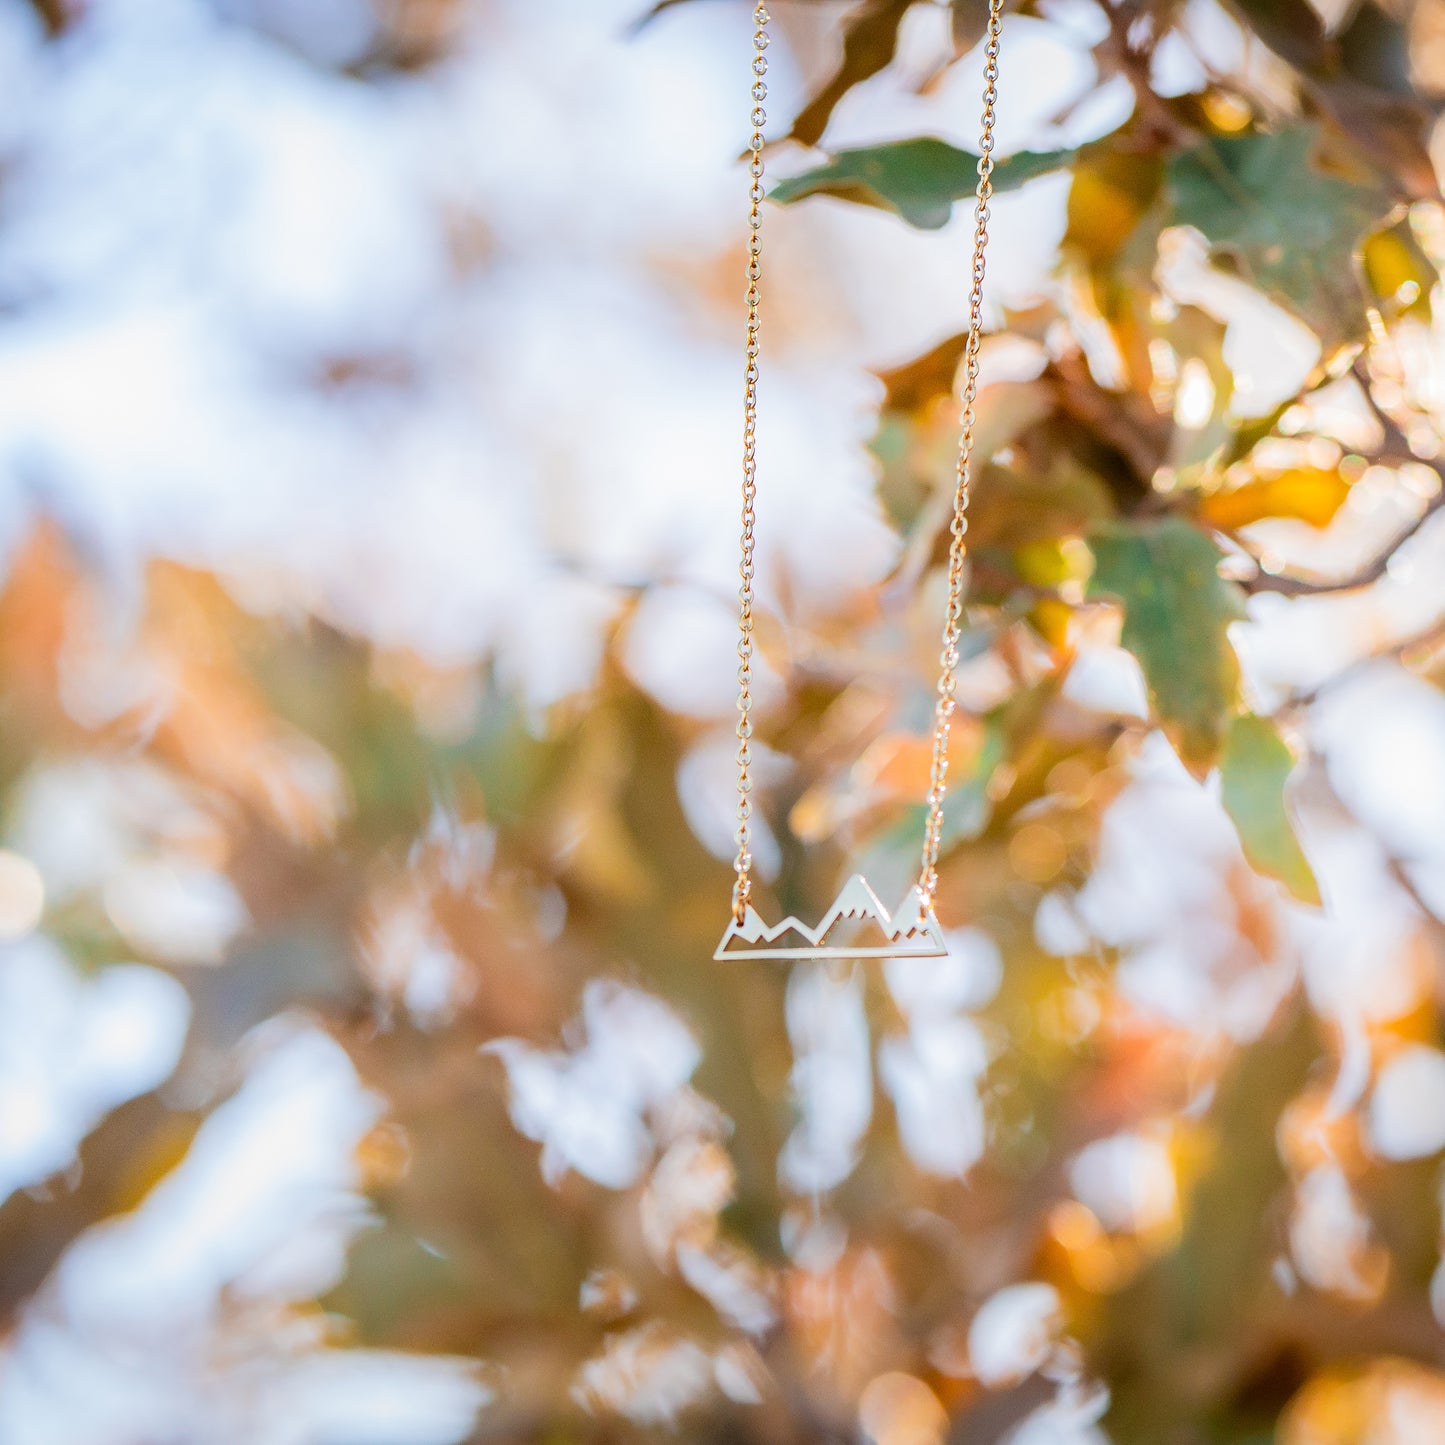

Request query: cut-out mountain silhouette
[{"left": 714, "top": 874, "right": 947, "bottom": 961}]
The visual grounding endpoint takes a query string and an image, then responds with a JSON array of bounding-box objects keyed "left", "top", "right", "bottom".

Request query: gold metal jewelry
[
  {"left": 721, "top": 0, "right": 1004, "bottom": 963},
  {"left": 716, "top": 875, "right": 946, "bottom": 961}
]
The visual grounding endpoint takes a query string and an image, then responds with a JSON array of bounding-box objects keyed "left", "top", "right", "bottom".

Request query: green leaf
[
  {"left": 1166, "top": 126, "right": 1392, "bottom": 347},
  {"left": 772, "top": 139, "right": 1076, "bottom": 230},
  {"left": 1220, "top": 715, "right": 1321, "bottom": 905},
  {"left": 1224, "top": 0, "right": 1435, "bottom": 197},
  {"left": 1086, "top": 518, "right": 1246, "bottom": 770}
]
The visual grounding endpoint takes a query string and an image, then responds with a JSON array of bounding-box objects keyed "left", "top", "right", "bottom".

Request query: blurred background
[{"left": 3, "top": 0, "right": 1445, "bottom": 1441}]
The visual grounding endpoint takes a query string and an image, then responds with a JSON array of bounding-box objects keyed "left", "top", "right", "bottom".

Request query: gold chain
[
  {"left": 731, "top": 0, "right": 1004, "bottom": 922},
  {"left": 920, "top": 0, "right": 1004, "bottom": 905},
  {"left": 731, "top": 2, "right": 769, "bottom": 923}
]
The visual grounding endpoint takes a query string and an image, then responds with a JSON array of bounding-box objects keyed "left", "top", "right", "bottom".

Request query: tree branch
[
  {"left": 1242, "top": 484, "right": 1445, "bottom": 596},
  {"left": 1275, "top": 615, "right": 1445, "bottom": 718},
  {"left": 1240, "top": 362, "right": 1445, "bottom": 597}
]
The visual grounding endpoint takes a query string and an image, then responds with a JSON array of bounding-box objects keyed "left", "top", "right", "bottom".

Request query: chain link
[
  {"left": 731, "top": 2, "right": 769, "bottom": 923},
  {"left": 918, "top": 0, "right": 1004, "bottom": 905},
  {"left": 731, "top": 0, "right": 1003, "bottom": 918}
]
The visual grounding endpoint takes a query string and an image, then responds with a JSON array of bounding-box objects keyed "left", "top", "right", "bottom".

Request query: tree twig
[
  {"left": 1274, "top": 615, "right": 1445, "bottom": 719},
  {"left": 1243, "top": 486, "right": 1445, "bottom": 596},
  {"left": 1239, "top": 362, "right": 1445, "bottom": 597}
]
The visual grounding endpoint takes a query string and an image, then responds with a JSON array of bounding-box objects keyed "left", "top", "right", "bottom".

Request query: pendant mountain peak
[{"left": 714, "top": 873, "right": 947, "bottom": 962}]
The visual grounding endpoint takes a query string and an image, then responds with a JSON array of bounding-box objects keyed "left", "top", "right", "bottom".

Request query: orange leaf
[{"left": 1200, "top": 467, "right": 1350, "bottom": 530}]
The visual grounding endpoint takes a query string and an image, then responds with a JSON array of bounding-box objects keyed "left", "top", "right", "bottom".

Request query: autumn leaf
[
  {"left": 875, "top": 332, "right": 969, "bottom": 413},
  {"left": 1066, "top": 148, "right": 1163, "bottom": 267},
  {"left": 772, "top": 139, "right": 1075, "bottom": 230},
  {"left": 1086, "top": 518, "right": 1246, "bottom": 769},
  {"left": 1220, "top": 714, "right": 1321, "bottom": 905},
  {"left": 628, "top": 0, "right": 690, "bottom": 29},
  {"left": 1200, "top": 467, "right": 1351, "bottom": 531},
  {"left": 1028, "top": 596, "right": 1073, "bottom": 649},
  {"left": 635, "top": 0, "right": 918, "bottom": 152},
  {"left": 1013, "top": 537, "right": 1092, "bottom": 588},
  {"left": 951, "top": 0, "right": 1000, "bottom": 51},
  {"left": 1363, "top": 217, "right": 1437, "bottom": 320},
  {"left": 1221, "top": 0, "right": 1331, "bottom": 72},
  {"left": 786, "top": 0, "right": 915, "bottom": 148}
]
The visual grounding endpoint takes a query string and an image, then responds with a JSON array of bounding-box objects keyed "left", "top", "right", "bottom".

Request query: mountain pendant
[{"left": 714, "top": 874, "right": 947, "bottom": 962}]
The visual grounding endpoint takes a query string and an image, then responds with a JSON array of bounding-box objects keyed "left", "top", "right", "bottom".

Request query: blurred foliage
[
  {"left": 771, "top": 140, "right": 1077, "bottom": 227},
  {"left": 1086, "top": 517, "right": 1245, "bottom": 768},
  {"left": 8, "top": 1, "right": 1445, "bottom": 1444}
]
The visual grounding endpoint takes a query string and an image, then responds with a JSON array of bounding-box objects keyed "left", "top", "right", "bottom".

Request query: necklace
[{"left": 716, "top": 0, "right": 1005, "bottom": 963}]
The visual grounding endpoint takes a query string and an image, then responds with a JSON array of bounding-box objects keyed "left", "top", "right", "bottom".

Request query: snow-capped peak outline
[{"left": 714, "top": 874, "right": 948, "bottom": 961}]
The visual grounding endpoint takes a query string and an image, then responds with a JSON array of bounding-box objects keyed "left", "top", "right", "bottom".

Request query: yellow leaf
[
  {"left": 1363, "top": 218, "right": 1436, "bottom": 319},
  {"left": 1200, "top": 467, "right": 1350, "bottom": 530},
  {"left": 1028, "top": 597, "right": 1074, "bottom": 649},
  {"left": 1066, "top": 152, "right": 1161, "bottom": 265},
  {"left": 1014, "top": 537, "right": 1093, "bottom": 587}
]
